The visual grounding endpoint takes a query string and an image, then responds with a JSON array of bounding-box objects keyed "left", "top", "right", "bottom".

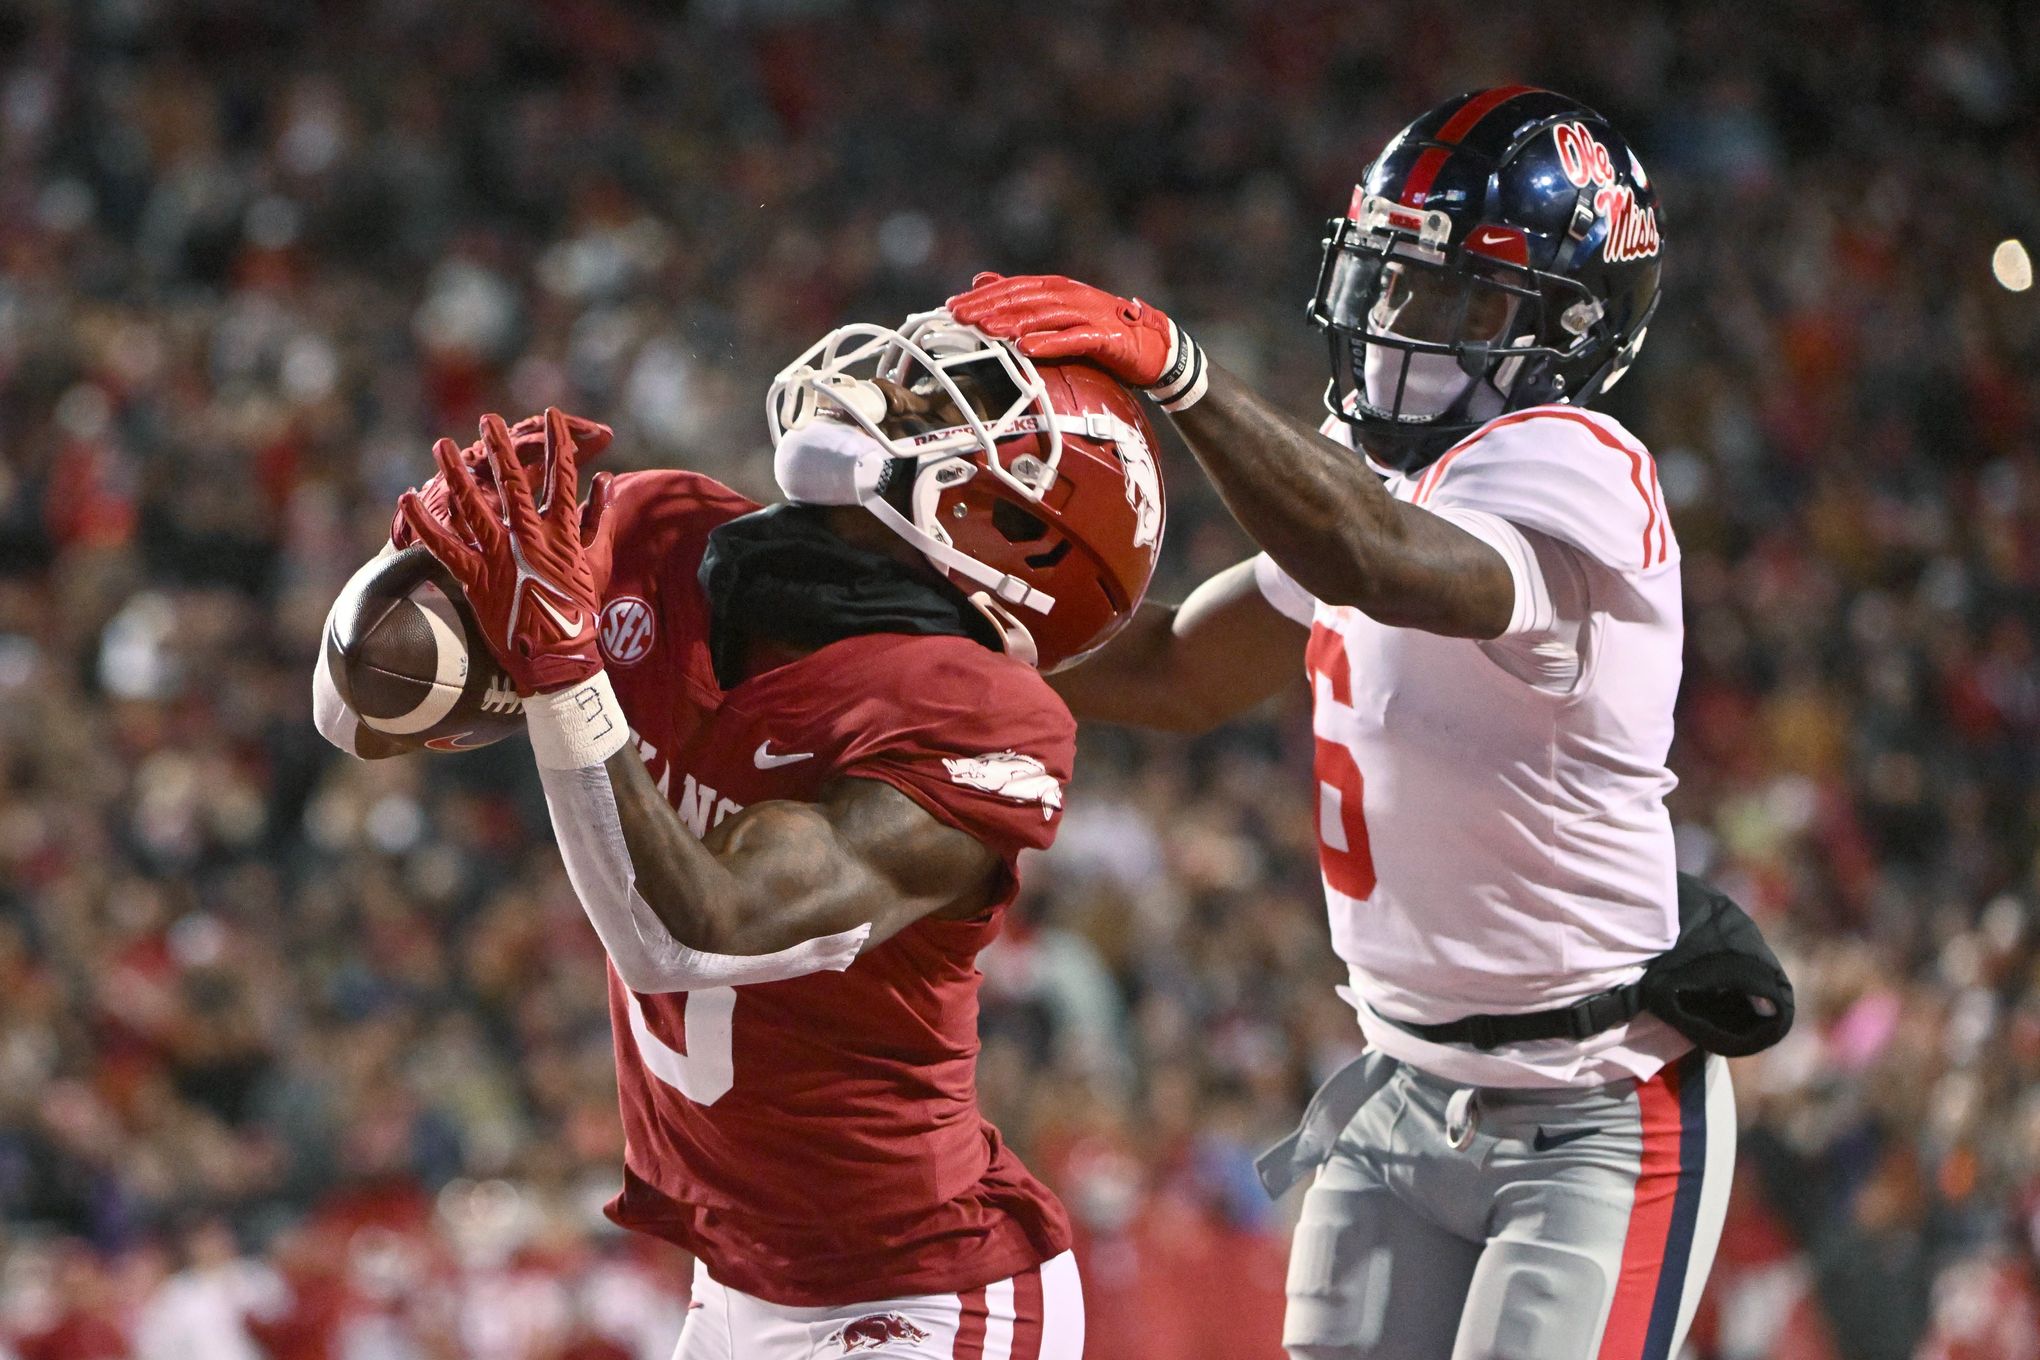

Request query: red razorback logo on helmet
[{"left": 829, "top": 1312, "right": 931, "bottom": 1352}]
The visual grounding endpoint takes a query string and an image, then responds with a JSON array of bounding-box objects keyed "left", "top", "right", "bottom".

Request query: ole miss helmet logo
[
  {"left": 828, "top": 1312, "right": 931, "bottom": 1352},
  {"left": 599, "top": 596, "right": 655, "bottom": 666},
  {"left": 1552, "top": 121, "right": 1661, "bottom": 264}
]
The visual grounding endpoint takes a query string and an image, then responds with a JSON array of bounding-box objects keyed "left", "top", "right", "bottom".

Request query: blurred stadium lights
[{"left": 1992, "top": 238, "right": 2032, "bottom": 292}]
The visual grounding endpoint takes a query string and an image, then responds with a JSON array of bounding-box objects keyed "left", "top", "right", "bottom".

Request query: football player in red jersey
[{"left": 345, "top": 312, "right": 1164, "bottom": 1359}]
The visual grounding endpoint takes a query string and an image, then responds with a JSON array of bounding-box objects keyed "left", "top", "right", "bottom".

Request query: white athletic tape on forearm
[
  {"left": 526, "top": 671, "right": 633, "bottom": 770},
  {"left": 538, "top": 761, "right": 871, "bottom": 992},
  {"left": 1144, "top": 318, "right": 1209, "bottom": 413}
]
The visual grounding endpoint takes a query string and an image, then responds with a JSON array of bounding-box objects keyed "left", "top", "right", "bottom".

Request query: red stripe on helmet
[{"left": 1398, "top": 84, "right": 1540, "bottom": 209}]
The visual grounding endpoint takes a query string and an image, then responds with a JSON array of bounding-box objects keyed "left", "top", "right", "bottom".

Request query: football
[{"left": 324, "top": 545, "right": 523, "bottom": 755}]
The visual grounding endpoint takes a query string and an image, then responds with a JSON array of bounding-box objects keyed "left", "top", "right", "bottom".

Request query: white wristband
[
  {"left": 1144, "top": 318, "right": 1209, "bottom": 414},
  {"left": 526, "top": 671, "right": 632, "bottom": 770}
]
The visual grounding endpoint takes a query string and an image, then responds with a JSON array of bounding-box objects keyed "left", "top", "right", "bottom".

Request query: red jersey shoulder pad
[
  {"left": 822, "top": 635, "right": 1076, "bottom": 857},
  {"left": 592, "top": 469, "right": 759, "bottom": 542}
]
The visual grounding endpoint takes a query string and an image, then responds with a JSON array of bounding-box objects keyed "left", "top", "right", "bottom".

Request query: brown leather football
[{"left": 324, "top": 546, "right": 523, "bottom": 754}]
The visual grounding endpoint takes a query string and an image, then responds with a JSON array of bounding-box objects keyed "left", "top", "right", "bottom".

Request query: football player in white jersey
[{"left": 951, "top": 88, "right": 1731, "bottom": 1360}]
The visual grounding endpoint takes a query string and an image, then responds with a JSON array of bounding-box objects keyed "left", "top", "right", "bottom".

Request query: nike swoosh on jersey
[
  {"left": 1531, "top": 1126, "right": 1602, "bottom": 1152},
  {"left": 753, "top": 742, "right": 815, "bottom": 769}
]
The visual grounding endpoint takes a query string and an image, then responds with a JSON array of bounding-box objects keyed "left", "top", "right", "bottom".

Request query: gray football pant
[{"left": 1283, "top": 1050, "right": 1734, "bottom": 1360}]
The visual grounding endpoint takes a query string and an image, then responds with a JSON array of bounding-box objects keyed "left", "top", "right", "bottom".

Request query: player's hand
[
  {"left": 396, "top": 409, "right": 603, "bottom": 696},
  {"left": 391, "top": 410, "right": 613, "bottom": 550},
  {"left": 947, "top": 272, "right": 1208, "bottom": 411},
  {"left": 580, "top": 469, "right": 624, "bottom": 598}
]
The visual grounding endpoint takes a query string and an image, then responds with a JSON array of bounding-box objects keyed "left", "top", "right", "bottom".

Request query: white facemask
[
  {"left": 772, "top": 411, "right": 1058, "bottom": 622},
  {"left": 1363, "top": 332, "right": 1474, "bottom": 418},
  {"left": 772, "top": 415, "right": 890, "bottom": 507}
]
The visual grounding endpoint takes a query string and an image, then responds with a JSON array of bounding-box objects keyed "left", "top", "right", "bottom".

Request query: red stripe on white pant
[
  {"left": 1596, "top": 1060, "right": 1686, "bottom": 1358},
  {"left": 952, "top": 1265, "right": 1044, "bottom": 1360}
]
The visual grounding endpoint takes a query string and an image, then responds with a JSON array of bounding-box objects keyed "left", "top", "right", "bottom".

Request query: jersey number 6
[
  {"left": 1307, "top": 624, "right": 1377, "bottom": 901},
  {"left": 625, "top": 986, "right": 736, "bottom": 1105}
]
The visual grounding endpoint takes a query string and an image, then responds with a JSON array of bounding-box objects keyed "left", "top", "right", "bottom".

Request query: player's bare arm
[
  {"left": 394, "top": 414, "right": 919, "bottom": 984},
  {"left": 1164, "top": 365, "right": 1511, "bottom": 637},
  {"left": 605, "top": 753, "right": 1000, "bottom": 955},
  {"left": 1049, "top": 558, "right": 1306, "bottom": 731},
  {"left": 950, "top": 275, "right": 1515, "bottom": 639}
]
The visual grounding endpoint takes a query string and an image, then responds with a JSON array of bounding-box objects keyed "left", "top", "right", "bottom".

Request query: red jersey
[{"left": 586, "top": 470, "right": 1075, "bottom": 1307}]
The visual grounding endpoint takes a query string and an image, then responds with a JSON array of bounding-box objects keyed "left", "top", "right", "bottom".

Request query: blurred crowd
[{"left": 1, "top": 0, "right": 2037, "bottom": 1357}]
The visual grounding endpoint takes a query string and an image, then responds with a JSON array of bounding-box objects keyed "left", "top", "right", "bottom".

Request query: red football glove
[
  {"left": 396, "top": 409, "right": 602, "bottom": 697},
  {"left": 947, "top": 272, "right": 1209, "bottom": 411},
  {"left": 391, "top": 410, "right": 613, "bottom": 550}
]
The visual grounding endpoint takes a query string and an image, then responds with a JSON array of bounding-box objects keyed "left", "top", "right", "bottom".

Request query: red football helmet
[{"left": 767, "top": 309, "right": 1165, "bottom": 671}]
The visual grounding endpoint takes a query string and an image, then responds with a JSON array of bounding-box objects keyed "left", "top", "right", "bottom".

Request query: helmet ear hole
[
  {"left": 1024, "top": 538, "right": 1072, "bottom": 570},
  {"left": 991, "top": 500, "right": 1049, "bottom": 544}
]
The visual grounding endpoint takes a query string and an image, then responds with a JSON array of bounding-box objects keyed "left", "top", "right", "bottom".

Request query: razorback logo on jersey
[
  {"left": 941, "top": 751, "right": 1063, "bottom": 820},
  {"left": 1552, "top": 121, "right": 1660, "bottom": 263},
  {"left": 828, "top": 1312, "right": 931, "bottom": 1352}
]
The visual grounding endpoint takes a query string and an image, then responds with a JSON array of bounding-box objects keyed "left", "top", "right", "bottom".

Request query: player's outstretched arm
[
  {"left": 1167, "top": 363, "right": 1512, "bottom": 636},
  {"left": 1050, "top": 559, "right": 1307, "bottom": 731},
  {"left": 950, "top": 274, "right": 1514, "bottom": 638},
  {"left": 603, "top": 751, "right": 1001, "bottom": 959}
]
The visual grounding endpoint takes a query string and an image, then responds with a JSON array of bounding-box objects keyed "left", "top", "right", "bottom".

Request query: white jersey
[{"left": 1260, "top": 405, "right": 1692, "bottom": 1088}]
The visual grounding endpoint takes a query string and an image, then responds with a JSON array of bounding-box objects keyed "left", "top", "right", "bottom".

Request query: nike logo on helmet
[
  {"left": 1531, "top": 1126, "right": 1602, "bottom": 1152},
  {"left": 754, "top": 742, "right": 815, "bottom": 769}
]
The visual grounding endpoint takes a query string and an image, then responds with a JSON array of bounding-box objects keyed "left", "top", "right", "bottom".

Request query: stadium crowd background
[{"left": 0, "top": 1, "right": 2036, "bottom": 1356}]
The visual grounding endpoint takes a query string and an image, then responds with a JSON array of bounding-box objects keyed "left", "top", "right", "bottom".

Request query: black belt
[{"left": 1379, "top": 984, "right": 1643, "bottom": 1051}]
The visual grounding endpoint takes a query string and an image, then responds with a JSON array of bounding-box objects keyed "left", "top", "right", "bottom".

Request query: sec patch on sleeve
[{"left": 940, "top": 751, "right": 1064, "bottom": 820}]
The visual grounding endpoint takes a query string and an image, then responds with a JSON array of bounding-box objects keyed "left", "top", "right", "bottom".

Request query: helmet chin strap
[{"left": 966, "top": 592, "right": 1039, "bottom": 668}]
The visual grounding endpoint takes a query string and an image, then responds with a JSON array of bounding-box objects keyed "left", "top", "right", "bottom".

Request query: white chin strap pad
[
  {"left": 773, "top": 416, "right": 890, "bottom": 507},
  {"left": 773, "top": 419, "right": 1057, "bottom": 620}
]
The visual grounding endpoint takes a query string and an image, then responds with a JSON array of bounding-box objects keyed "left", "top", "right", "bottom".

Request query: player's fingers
[
  {"left": 542, "top": 406, "right": 580, "bottom": 523},
  {"left": 481, "top": 414, "right": 539, "bottom": 534},
  {"left": 948, "top": 275, "right": 1036, "bottom": 317},
  {"left": 1017, "top": 327, "right": 1112, "bottom": 361},
  {"left": 583, "top": 470, "right": 617, "bottom": 543},
  {"left": 947, "top": 270, "right": 1006, "bottom": 308},
  {"left": 974, "top": 274, "right": 1075, "bottom": 306},
  {"left": 953, "top": 296, "right": 1047, "bottom": 335},
  {"left": 975, "top": 299, "right": 1096, "bottom": 333},
  {"left": 562, "top": 413, "right": 614, "bottom": 463},
  {"left": 949, "top": 268, "right": 1001, "bottom": 294},
  {"left": 432, "top": 437, "right": 499, "bottom": 547},
  {"left": 581, "top": 470, "right": 619, "bottom": 586},
  {"left": 397, "top": 491, "right": 475, "bottom": 572}
]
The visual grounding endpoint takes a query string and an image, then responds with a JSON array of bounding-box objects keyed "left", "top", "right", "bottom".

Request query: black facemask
[{"left": 696, "top": 504, "right": 1002, "bottom": 689}]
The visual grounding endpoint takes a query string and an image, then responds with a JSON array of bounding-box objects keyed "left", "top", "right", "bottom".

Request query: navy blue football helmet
[{"left": 1309, "top": 87, "right": 1664, "bottom": 473}]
